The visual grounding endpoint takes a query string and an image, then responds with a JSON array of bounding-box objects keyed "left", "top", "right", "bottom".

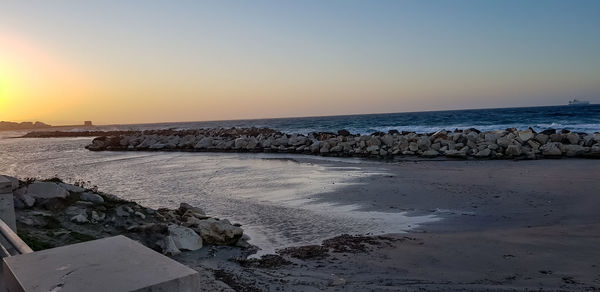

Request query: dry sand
[{"left": 177, "top": 159, "right": 600, "bottom": 291}]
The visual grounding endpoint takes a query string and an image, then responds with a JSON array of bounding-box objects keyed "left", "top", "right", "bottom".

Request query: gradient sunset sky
[{"left": 1, "top": 0, "right": 599, "bottom": 125}]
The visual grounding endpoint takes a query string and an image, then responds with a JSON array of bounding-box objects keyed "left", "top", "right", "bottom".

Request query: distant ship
[{"left": 568, "top": 99, "right": 590, "bottom": 106}]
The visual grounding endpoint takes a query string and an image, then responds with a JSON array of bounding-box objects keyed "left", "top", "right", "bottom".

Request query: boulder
[
  {"left": 234, "top": 137, "right": 248, "bottom": 149},
  {"left": 366, "top": 145, "right": 380, "bottom": 154},
  {"left": 26, "top": 182, "right": 69, "bottom": 199},
  {"left": 527, "top": 140, "right": 541, "bottom": 151},
  {"left": 80, "top": 192, "right": 104, "bottom": 204},
  {"left": 194, "top": 137, "right": 213, "bottom": 149},
  {"left": 541, "top": 142, "right": 562, "bottom": 156},
  {"left": 565, "top": 133, "right": 580, "bottom": 145},
  {"left": 475, "top": 148, "right": 491, "bottom": 157},
  {"left": 367, "top": 136, "right": 381, "bottom": 147},
  {"left": 381, "top": 135, "right": 394, "bottom": 147},
  {"left": 408, "top": 142, "right": 418, "bottom": 152},
  {"left": 534, "top": 134, "right": 549, "bottom": 144},
  {"left": 466, "top": 131, "right": 480, "bottom": 142},
  {"left": 496, "top": 137, "right": 514, "bottom": 148},
  {"left": 417, "top": 137, "right": 431, "bottom": 151},
  {"left": 505, "top": 145, "right": 522, "bottom": 156},
  {"left": 319, "top": 144, "right": 330, "bottom": 154},
  {"left": 179, "top": 203, "right": 206, "bottom": 216},
  {"left": 517, "top": 130, "right": 534, "bottom": 142},
  {"left": 167, "top": 225, "right": 203, "bottom": 251},
  {"left": 550, "top": 133, "right": 563, "bottom": 142},
  {"left": 192, "top": 218, "right": 243, "bottom": 245},
  {"left": 430, "top": 130, "right": 448, "bottom": 141},
  {"left": 289, "top": 136, "right": 308, "bottom": 146},
  {"left": 562, "top": 145, "right": 587, "bottom": 157},
  {"left": 159, "top": 236, "right": 181, "bottom": 256}
]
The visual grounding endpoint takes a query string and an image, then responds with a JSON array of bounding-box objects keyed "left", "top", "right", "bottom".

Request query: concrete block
[
  {"left": 3, "top": 235, "right": 203, "bottom": 292},
  {"left": 0, "top": 177, "right": 11, "bottom": 194}
]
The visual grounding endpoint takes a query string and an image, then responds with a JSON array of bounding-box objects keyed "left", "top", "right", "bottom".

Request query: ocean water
[
  {"left": 90, "top": 105, "right": 600, "bottom": 134},
  {"left": 0, "top": 137, "right": 438, "bottom": 255}
]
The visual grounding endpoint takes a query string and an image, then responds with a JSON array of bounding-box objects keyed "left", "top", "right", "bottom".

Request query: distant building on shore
[{"left": 84, "top": 121, "right": 93, "bottom": 127}]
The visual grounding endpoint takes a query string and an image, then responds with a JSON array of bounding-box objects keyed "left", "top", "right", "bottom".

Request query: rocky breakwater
[
  {"left": 3, "top": 176, "right": 247, "bottom": 255},
  {"left": 86, "top": 127, "right": 600, "bottom": 159}
]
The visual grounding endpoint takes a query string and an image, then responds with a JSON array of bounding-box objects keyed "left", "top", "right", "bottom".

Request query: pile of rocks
[
  {"left": 86, "top": 127, "right": 600, "bottom": 159},
  {"left": 5, "top": 176, "right": 245, "bottom": 255}
]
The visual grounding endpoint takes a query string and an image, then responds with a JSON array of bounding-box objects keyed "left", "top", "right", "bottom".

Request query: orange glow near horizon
[{"left": 0, "top": 32, "right": 92, "bottom": 124}]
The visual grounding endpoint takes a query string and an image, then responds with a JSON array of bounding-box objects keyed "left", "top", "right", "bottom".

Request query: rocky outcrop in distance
[
  {"left": 0, "top": 121, "right": 51, "bottom": 131},
  {"left": 85, "top": 127, "right": 600, "bottom": 159},
  {"left": 5, "top": 176, "right": 247, "bottom": 255}
]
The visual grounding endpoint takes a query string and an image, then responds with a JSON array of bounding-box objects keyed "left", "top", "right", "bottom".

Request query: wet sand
[{"left": 177, "top": 159, "right": 600, "bottom": 291}]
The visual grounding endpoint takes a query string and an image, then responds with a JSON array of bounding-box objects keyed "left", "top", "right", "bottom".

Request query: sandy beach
[{"left": 174, "top": 158, "right": 600, "bottom": 291}]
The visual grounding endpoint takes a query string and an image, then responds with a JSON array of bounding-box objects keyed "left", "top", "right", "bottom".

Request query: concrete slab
[{"left": 2, "top": 235, "right": 203, "bottom": 292}]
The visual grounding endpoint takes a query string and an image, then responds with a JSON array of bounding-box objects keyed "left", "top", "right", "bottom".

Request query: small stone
[
  {"left": 91, "top": 211, "right": 106, "bottom": 222},
  {"left": 19, "top": 194, "right": 36, "bottom": 208},
  {"left": 116, "top": 206, "right": 131, "bottom": 217},
  {"left": 134, "top": 211, "right": 146, "bottom": 219},
  {"left": 71, "top": 214, "right": 89, "bottom": 224}
]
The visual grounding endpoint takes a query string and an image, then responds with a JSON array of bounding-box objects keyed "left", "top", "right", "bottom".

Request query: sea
[
  {"left": 0, "top": 104, "right": 598, "bottom": 255},
  {"left": 84, "top": 105, "right": 600, "bottom": 134}
]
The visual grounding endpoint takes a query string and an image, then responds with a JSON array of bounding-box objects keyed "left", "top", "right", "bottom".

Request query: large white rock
[
  {"left": 192, "top": 218, "right": 243, "bottom": 245},
  {"left": 167, "top": 225, "right": 203, "bottom": 251},
  {"left": 26, "top": 182, "right": 69, "bottom": 199}
]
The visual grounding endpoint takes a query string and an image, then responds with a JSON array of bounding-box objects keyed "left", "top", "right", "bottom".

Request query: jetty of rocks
[{"left": 85, "top": 127, "right": 600, "bottom": 159}]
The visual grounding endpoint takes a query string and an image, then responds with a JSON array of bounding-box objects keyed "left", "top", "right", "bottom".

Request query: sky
[{"left": 1, "top": 0, "right": 599, "bottom": 125}]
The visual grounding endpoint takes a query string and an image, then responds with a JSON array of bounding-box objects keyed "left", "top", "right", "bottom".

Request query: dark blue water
[{"left": 102, "top": 105, "right": 600, "bottom": 134}]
